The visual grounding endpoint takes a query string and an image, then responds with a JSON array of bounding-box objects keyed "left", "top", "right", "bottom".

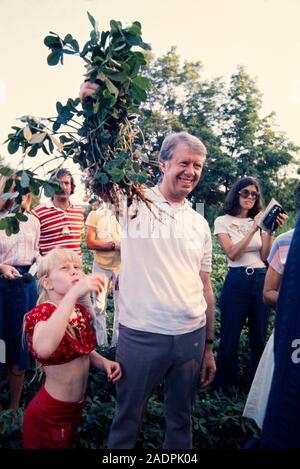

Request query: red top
[
  {"left": 25, "top": 302, "right": 96, "bottom": 366},
  {"left": 31, "top": 203, "right": 84, "bottom": 256}
]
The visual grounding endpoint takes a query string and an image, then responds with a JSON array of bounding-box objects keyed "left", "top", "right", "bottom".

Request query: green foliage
[
  {"left": 5, "top": 13, "right": 153, "bottom": 228},
  {"left": 0, "top": 238, "right": 260, "bottom": 449}
]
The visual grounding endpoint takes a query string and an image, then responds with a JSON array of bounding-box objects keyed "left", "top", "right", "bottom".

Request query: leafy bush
[{"left": 0, "top": 237, "right": 263, "bottom": 449}]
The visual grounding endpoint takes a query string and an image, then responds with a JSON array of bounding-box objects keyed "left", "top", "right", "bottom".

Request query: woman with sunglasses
[{"left": 213, "top": 177, "right": 285, "bottom": 393}]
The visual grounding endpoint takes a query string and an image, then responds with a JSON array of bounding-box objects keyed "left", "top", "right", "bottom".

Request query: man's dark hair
[
  {"left": 223, "top": 176, "right": 263, "bottom": 219},
  {"left": 49, "top": 168, "right": 76, "bottom": 195}
]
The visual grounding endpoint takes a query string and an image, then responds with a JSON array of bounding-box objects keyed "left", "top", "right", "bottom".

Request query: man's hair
[
  {"left": 223, "top": 176, "right": 263, "bottom": 218},
  {"left": 49, "top": 168, "right": 76, "bottom": 195},
  {"left": 294, "top": 181, "right": 300, "bottom": 210},
  {"left": 158, "top": 131, "right": 207, "bottom": 165}
]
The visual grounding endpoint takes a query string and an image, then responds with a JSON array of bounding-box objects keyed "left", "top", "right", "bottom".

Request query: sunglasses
[{"left": 238, "top": 189, "right": 260, "bottom": 200}]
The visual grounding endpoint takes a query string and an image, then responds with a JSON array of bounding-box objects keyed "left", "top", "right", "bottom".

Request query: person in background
[
  {"left": 243, "top": 181, "right": 299, "bottom": 430},
  {"left": 22, "top": 247, "right": 121, "bottom": 448},
  {"left": 260, "top": 209, "right": 300, "bottom": 447},
  {"left": 213, "top": 177, "right": 286, "bottom": 393},
  {"left": 86, "top": 197, "right": 121, "bottom": 346},
  {"left": 0, "top": 184, "right": 40, "bottom": 410},
  {"left": 31, "top": 168, "right": 84, "bottom": 257}
]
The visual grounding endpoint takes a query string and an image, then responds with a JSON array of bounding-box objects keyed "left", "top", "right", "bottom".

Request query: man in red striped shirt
[{"left": 32, "top": 169, "right": 84, "bottom": 257}]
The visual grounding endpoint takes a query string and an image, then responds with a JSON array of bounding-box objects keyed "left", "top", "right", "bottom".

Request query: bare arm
[
  {"left": 217, "top": 228, "right": 257, "bottom": 261},
  {"left": 263, "top": 266, "right": 282, "bottom": 309},
  {"left": 89, "top": 350, "right": 122, "bottom": 383},
  {"left": 86, "top": 225, "right": 120, "bottom": 251},
  {"left": 199, "top": 271, "right": 216, "bottom": 387},
  {"left": 32, "top": 275, "right": 104, "bottom": 359},
  {"left": 260, "top": 231, "right": 273, "bottom": 262}
]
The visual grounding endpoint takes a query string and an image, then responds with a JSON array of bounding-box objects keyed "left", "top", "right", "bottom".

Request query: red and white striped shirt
[{"left": 31, "top": 201, "right": 84, "bottom": 256}]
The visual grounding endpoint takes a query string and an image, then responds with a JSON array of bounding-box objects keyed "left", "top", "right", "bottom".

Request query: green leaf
[
  {"left": 104, "top": 70, "right": 128, "bottom": 83},
  {"left": 44, "top": 35, "right": 62, "bottom": 49},
  {"left": 52, "top": 121, "right": 61, "bottom": 132},
  {"left": 0, "top": 167, "right": 14, "bottom": 177},
  {"left": 127, "top": 22, "right": 142, "bottom": 36},
  {"left": 7, "top": 140, "right": 19, "bottom": 154},
  {"left": 87, "top": 11, "right": 96, "bottom": 29},
  {"left": 94, "top": 172, "right": 109, "bottom": 184},
  {"left": 27, "top": 145, "right": 38, "bottom": 157},
  {"left": 132, "top": 76, "right": 151, "bottom": 91},
  {"left": 56, "top": 101, "right": 63, "bottom": 113},
  {"left": 131, "top": 84, "right": 147, "bottom": 102},
  {"left": 16, "top": 212, "right": 28, "bottom": 222},
  {"left": 110, "top": 20, "right": 123, "bottom": 35},
  {"left": 47, "top": 50, "right": 62, "bottom": 66},
  {"left": 105, "top": 78, "right": 119, "bottom": 97},
  {"left": 64, "top": 33, "right": 73, "bottom": 44},
  {"left": 20, "top": 171, "right": 30, "bottom": 188},
  {"left": 42, "top": 182, "right": 56, "bottom": 198},
  {"left": 0, "top": 218, "right": 7, "bottom": 230}
]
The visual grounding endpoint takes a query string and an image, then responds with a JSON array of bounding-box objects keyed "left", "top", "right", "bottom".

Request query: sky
[{"left": 1, "top": 0, "right": 300, "bottom": 202}]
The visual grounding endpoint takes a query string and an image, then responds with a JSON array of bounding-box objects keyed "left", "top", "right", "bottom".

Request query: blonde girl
[{"left": 22, "top": 247, "right": 122, "bottom": 448}]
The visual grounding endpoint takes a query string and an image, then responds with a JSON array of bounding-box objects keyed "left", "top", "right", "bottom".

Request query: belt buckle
[{"left": 245, "top": 266, "right": 255, "bottom": 276}]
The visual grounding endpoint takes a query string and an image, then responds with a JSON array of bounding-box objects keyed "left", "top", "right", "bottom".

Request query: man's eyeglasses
[{"left": 238, "top": 189, "right": 260, "bottom": 200}]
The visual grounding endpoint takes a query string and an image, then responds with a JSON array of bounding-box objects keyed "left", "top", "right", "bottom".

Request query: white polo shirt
[{"left": 118, "top": 185, "right": 212, "bottom": 335}]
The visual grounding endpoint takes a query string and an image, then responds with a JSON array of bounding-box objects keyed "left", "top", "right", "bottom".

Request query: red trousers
[{"left": 22, "top": 385, "right": 84, "bottom": 449}]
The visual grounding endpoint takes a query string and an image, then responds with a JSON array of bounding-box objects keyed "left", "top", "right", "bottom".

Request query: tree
[{"left": 219, "top": 66, "right": 298, "bottom": 200}]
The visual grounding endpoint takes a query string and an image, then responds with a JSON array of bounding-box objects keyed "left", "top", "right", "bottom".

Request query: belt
[{"left": 229, "top": 266, "right": 267, "bottom": 276}]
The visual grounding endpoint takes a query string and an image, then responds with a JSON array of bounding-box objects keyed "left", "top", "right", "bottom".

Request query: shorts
[{"left": 22, "top": 385, "right": 85, "bottom": 449}]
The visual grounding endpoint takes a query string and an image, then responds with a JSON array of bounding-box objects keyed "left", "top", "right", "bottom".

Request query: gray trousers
[{"left": 107, "top": 324, "right": 206, "bottom": 449}]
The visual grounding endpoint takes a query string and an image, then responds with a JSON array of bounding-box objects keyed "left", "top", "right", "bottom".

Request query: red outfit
[
  {"left": 23, "top": 385, "right": 84, "bottom": 449},
  {"left": 25, "top": 302, "right": 96, "bottom": 366},
  {"left": 22, "top": 302, "right": 96, "bottom": 449}
]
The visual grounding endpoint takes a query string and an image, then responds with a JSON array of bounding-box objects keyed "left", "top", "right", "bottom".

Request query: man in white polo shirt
[
  {"left": 109, "top": 132, "right": 216, "bottom": 449},
  {"left": 79, "top": 83, "right": 215, "bottom": 449}
]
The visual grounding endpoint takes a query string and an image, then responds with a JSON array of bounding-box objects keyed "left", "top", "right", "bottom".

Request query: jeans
[
  {"left": 214, "top": 267, "right": 270, "bottom": 391},
  {"left": 0, "top": 265, "right": 37, "bottom": 371}
]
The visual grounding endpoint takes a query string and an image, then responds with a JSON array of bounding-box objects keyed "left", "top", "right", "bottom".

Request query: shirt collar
[
  {"left": 45, "top": 199, "right": 74, "bottom": 211},
  {"left": 149, "top": 185, "right": 190, "bottom": 210}
]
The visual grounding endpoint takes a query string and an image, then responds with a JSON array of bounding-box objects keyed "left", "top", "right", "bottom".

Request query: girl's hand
[
  {"left": 70, "top": 273, "right": 105, "bottom": 300},
  {"left": 103, "top": 358, "right": 122, "bottom": 383}
]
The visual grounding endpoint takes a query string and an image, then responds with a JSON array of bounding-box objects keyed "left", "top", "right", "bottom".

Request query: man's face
[
  {"left": 57, "top": 175, "right": 72, "bottom": 198},
  {"left": 159, "top": 142, "right": 205, "bottom": 201}
]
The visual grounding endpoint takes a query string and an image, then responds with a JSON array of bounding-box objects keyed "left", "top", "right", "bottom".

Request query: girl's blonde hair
[{"left": 37, "top": 247, "right": 82, "bottom": 304}]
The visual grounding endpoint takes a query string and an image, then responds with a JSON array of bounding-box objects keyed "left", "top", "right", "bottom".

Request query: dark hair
[
  {"left": 49, "top": 168, "right": 75, "bottom": 195},
  {"left": 294, "top": 181, "right": 300, "bottom": 210},
  {"left": 223, "top": 177, "right": 263, "bottom": 218}
]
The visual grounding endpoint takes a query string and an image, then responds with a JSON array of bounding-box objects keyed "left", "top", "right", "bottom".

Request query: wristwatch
[{"left": 111, "top": 241, "right": 116, "bottom": 251}]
